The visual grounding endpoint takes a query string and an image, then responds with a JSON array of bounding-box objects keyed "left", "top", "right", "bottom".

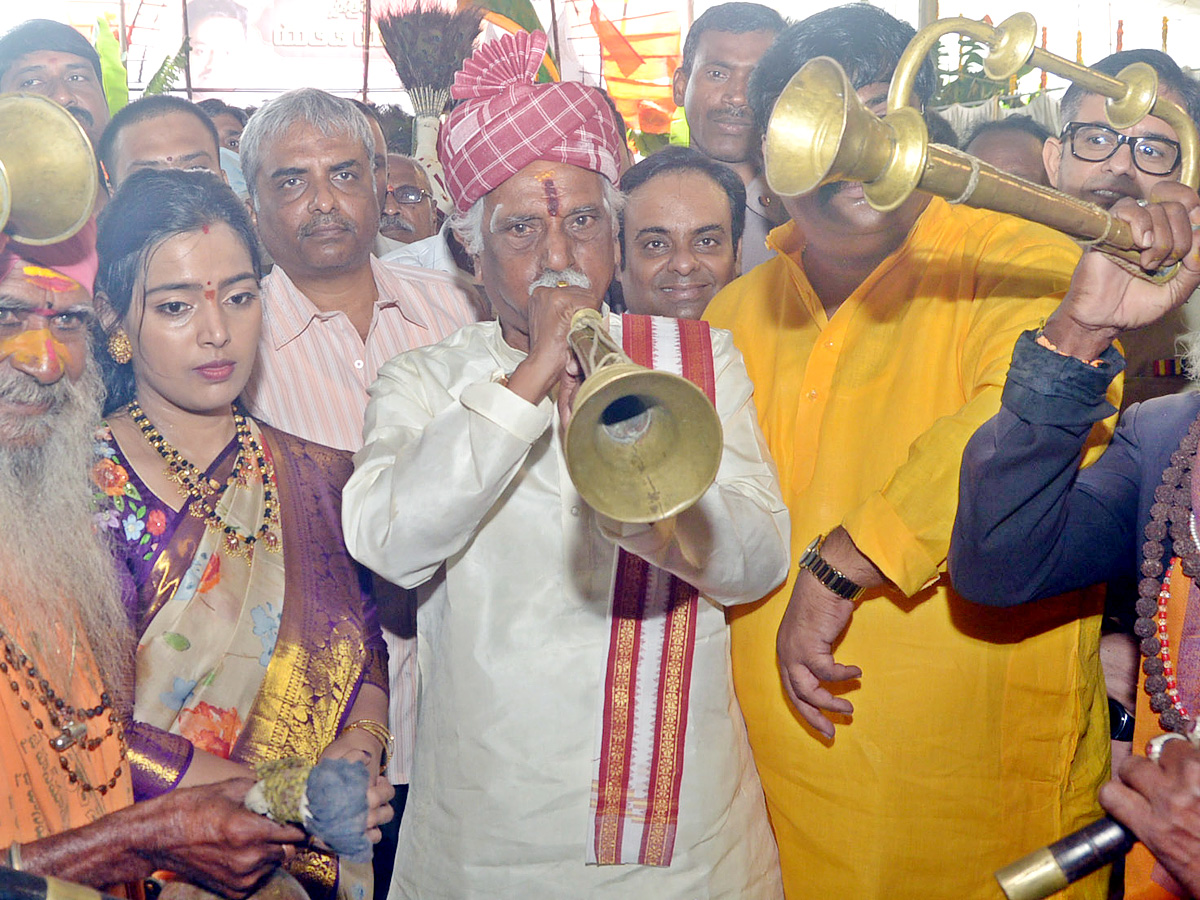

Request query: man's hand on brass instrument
[
  {"left": 506, "top": 279, "right": 598, "bottom": 408},
  {"left": 1046, "top": 182, "right": 1200, "bottom": 362}
]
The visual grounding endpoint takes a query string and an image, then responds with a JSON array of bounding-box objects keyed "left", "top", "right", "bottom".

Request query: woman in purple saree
[{"left": 89, "top": 169, "right": 391, "bottom": 899}]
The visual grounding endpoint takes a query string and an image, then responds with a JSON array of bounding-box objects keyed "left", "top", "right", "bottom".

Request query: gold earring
[{"left": 106, "top": 329, "right": 132, "bottom": 365}]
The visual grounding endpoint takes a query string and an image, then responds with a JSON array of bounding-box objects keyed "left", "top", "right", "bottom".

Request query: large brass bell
[
  {"left": 0, "top": 93, "right": 98, "bottom": 245},
  {"left": 563, "top": 309, "right": 722, "bottom": 524}
]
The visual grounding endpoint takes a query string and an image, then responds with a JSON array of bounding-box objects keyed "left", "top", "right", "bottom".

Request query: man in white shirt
[
  {"left": 342, "top": 30, "right": 788, "bottom": 899},
  {"left": 236, "top": 87, "right": 480, "bottom": 895}
]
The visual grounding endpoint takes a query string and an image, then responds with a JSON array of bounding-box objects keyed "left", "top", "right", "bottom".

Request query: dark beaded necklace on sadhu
[
  {"left": 1136, "top": 412, "right": 1200, "bottom": 735},
  {"left": 0, "top": 626, "right": 126, "bottom": 796}
]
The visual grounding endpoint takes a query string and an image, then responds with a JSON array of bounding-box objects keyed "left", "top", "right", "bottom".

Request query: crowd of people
[{"left": 3, "top": 2, "right": 1200, "bottom": 899}]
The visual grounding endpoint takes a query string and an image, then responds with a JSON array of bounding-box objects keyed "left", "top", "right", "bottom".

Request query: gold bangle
[
  {"left": 7, "top": 840, "right": 22, "bottom": 871},
  {"left": 342, "top": 719, "right": 394, "bottom": 767}
]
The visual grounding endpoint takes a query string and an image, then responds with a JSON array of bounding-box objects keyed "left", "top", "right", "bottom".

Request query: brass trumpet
[
  {"left": 0, "top": 93, "right": 98, "bottom": 245},
  {"left": 764, "top": 12, "right": 1199, "bottom": 272},
  {"left": 562, "top": 308, "right": 722, "bottom": 524}
]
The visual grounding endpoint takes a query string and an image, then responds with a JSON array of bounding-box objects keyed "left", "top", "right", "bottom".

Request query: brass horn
[
  {"left": 563, "top": 308, "right": 723, "bottom": 524},
  {"left": 0, "top": 93, "right": 98, "bottom": 245},
  {"left": 764, "top": 12, "right": 1200, "bottom": 272}
]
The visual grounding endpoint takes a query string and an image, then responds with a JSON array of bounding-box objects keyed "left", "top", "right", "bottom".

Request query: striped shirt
[{"left": 243, "top": 255, "right": 482, "bottom": 783}]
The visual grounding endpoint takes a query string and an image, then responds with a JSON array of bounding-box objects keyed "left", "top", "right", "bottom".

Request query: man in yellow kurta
[{"left": 705, "top": 6, "right": 1121, "bottom": 898}]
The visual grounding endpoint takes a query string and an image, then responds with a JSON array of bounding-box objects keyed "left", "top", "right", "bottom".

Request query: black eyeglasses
[
  {"left": 386, "top": 185, "right": 432, "bottom": 205},
  {"left": 1061, "top": 121, "right": 1181, "bottom": 176}
]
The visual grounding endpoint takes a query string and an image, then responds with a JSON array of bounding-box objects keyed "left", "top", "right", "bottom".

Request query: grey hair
[
  {"left": 451, "top": 177, "right": 625, "bottom": 256},
  {"left": 240, "top": 88, "right": 375, "bottom": 208},
  {"left": 1179, "top": 331, "right": 1200, "bottom": 383}
]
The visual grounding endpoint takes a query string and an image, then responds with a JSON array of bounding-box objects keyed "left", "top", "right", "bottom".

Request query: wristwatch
[{"left": 797, "top": 535, "right": 866, "bottom": 602}]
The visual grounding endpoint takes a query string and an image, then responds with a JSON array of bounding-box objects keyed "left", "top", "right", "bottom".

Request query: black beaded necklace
[
  {"left": 1135, "top": 412, "right": 1200, "bottom": 734},
  {"left": 126, "top": 401, "right": 280, "bottom": 560}
]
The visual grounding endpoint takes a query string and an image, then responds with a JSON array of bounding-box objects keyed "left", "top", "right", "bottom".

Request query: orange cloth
[{"left": 0, "top": 603, "right": 131, "bottom": 845}]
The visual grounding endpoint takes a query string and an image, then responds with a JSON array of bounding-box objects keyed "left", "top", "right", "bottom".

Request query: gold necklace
[
  {"left": 0, "top": 625, "right": 126, "bottom": 796},
  {"left": 126, "top": 402, "right": 281, "bottom": 560}
]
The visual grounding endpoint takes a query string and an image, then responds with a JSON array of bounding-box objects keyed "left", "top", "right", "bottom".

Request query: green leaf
[
  {"left": 162, "top": 632, "right": 191, "bottom": 651},
  {"left": 145, "top": 38, "right": 189, "bottom": 96}
]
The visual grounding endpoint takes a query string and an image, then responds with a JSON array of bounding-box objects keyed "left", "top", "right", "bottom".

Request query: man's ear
[
  {"left": 1042, "top": 137, "right": 1063, "bottom": 189},
  {"left": 92, "top": 291, "right": 121, "bottom": 332},
  {"left": 733, "top": 237, "right": 743, "bottom": 278},
  {"left": 246, "top": 197, "right": 258, "bottom": 229},
  {"left": 672, "top": 66, "right": 688, "bottom": 109}
]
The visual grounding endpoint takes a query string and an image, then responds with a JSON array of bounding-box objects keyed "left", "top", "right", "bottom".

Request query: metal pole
[
  {"left": 548, "top": 0, "right": 560, "bottom": 67},
  {"left": 918, "top": 0, "right": 938, "bottom": 29},
  {"left": 180, "top": 0, "right": 193, "bottom": 99},
  {"left": 118, "top": 0, "right": 128, "bottom": 55},
  {"left": 361, "top": 0, "right": 371, "bottom": 102}
]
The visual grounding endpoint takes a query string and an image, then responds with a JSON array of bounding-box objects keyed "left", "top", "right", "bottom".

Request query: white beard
[{"left": 0, "top": 358, "right": 132, "bottom": 705}]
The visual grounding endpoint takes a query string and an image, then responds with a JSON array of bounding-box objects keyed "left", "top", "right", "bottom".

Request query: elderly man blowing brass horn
[{"left": 342, "top": 29, "right": 789, "bottom": 900}]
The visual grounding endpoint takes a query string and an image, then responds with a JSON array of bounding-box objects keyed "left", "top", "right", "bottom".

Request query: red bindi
[
  {"left": 203, "top": 289, "right": 216, "bottom": 301},
  {"left": 201, "top": 224, "right": 210, "bottom": 233},
  {"left": 542, "top": 179, "right": 559, "bottom": 217}
]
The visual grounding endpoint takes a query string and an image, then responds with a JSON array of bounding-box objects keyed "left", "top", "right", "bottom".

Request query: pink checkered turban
[
  {"left": 0, "top": 217, "right": 98, "bottom": 295},
  {"left": 440, "top": 30, "right": 623, "bottom": 214}
]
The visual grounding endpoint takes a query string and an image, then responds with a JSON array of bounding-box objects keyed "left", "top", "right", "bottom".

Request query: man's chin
[{"left": 382, "top": 228, "right": 420, "bottom": 245}]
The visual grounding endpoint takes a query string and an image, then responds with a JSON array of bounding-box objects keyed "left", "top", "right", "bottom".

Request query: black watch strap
[
  {"left": 798, "top": 535, "right": 866, "bottom": 602},
  {"left": 1109, "top": 696, "right": 1135, "bottom": 742}
]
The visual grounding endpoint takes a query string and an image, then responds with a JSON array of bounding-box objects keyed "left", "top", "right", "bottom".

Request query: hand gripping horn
[{"left": 764, "top": 13, "right": 1199, "bottom": 279}]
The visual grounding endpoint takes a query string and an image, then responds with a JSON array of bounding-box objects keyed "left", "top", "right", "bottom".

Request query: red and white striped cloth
[{"left": 588, "top": 313, "right": 716, "bottom": 867}]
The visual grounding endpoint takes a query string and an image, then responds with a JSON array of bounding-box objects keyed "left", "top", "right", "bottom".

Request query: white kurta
[{"left": 343, "top": 316, "right": 789, "bottom": 899}]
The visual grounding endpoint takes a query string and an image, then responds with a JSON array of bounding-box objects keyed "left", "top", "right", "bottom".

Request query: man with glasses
[
  {"left": 380, "top": 154, "right": 438, "bottom": 245},
  {"left": 1044, "top": 49, "right": 1200, "bottom": 407},
  {"left": 1040, "top": 47, "right": 1200, "bottom": 817}
]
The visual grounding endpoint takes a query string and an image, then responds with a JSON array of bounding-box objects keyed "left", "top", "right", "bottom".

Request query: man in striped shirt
[{"left": 237, "top": 87, "right": 481, "bottom": 896}]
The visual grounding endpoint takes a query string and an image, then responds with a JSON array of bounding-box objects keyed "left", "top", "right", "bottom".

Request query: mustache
[
  {"left": 0, "top": 366, "right": 73, "bottom": 408},
  {"left": 379, "top": 215, "right": 415, "bottom": 232},
  {"left": 817, "top": 180, "right": 853, "bottom": 203},
  {"left": 299, "top": 212, "right": 356, "bottom": 237},
  {"left": 67, "top": 105, "right": 94, "bottom": 128},
  {"left": 711, "top": 105, "right": 752, "bottom": 121},
  {"left": 529, "top": 267, "right": 592, "bottom": 296}
]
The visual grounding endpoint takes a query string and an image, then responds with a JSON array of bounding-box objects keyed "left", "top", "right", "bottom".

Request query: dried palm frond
[{"left": 376, "top": 2, "right": 484, "bottom": 118}]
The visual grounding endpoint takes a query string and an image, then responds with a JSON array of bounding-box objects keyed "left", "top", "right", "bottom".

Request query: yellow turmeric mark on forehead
[{"left": 21, "top": 265, "right": 80, "bottom": 293}]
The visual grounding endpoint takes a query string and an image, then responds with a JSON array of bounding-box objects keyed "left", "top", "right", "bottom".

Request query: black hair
[
  {"left": 94, "top": 169, "right": 261, "bottom": 415},
  {"left": 0, "top": 18, "right": 104, "bottom": 89},
  {"left": 350, "top": 98, "right": 384, "bottom": 127},
  {"left": 680, "top": 3, "right": 785, "bottom": 75},
  {"left": 97, "top": 95, "right": 221, "bottom": 184},
  {"left": 618, "top": 146, "right": 747, "bottom": 261},
  {"left": 964, "top": 114, "right": 1052, "bottom": 151},
  {"left": 1060, "top": 49, "right": 1200, "bottom": 129},
  {"left": 925, "top": 108, "right": 960, "bottom": 148},
  {"left": 748, "top": 4, "right": 936, "bottom": 133},
  {"left": 196, "top": 97, "right": 249, "bottom": 127}
]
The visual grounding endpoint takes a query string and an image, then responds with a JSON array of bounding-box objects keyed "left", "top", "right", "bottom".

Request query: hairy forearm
[
  {"left": 819, "top": 526, "right": 887, "bottom": 591},
  {"left": 20, "top": 794, "right": 177, "bottom": 887}
]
